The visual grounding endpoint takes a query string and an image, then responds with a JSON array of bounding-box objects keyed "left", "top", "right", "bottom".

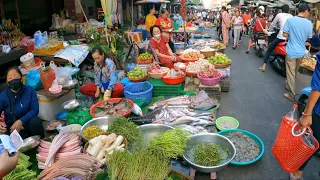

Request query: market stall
[{"left": 0, "top": 24, "right": 267, "bottom": 180}]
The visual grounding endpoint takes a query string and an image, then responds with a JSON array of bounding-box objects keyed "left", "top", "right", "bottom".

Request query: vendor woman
[
  {"left": 80, "top": 47, "right": 124, "bottom": 100},
  {"left": 149, "top": 25, "right": 182, "bottom": 69},
  {"left": 0, "top": 67, "right": 44, "bottom": 139}
]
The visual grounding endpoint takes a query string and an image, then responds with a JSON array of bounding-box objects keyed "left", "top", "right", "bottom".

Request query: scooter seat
[{"left": 278, "top": 42, "right": 287, "bottom": 46}]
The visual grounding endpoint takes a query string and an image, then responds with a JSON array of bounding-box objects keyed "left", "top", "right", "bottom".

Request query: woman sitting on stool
[
  {"left": 80, "top": 47, "right": 124, "bottom": 100},
  {"left": 0, "top": 67, "right": 44, "bottom": 139}
]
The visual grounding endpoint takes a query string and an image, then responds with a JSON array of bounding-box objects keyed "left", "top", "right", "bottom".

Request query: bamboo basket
[
  {"left": 213, "top": 63, "right": 232, "bottom": 68},
  {"left": 136, "top": 57, "right": 153, "bottom": 64},
  {"left": 200, "top": 50, "right": 216, "bottom": 58}
]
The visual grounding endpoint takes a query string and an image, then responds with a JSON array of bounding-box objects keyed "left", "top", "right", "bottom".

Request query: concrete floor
[{"left": 193, "top": 33, "right": 320, "bottom": 180}]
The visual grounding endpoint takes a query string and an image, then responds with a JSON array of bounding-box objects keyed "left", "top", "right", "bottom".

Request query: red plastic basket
[
  {"left": 272, "top": 120, "right": 319, "bottom": 172},
  {"left": 89, "top": 98, "right": 134, "bottom": 118},
  {"left": 161, "top": 72, "right": 185, "bottom": 85}
]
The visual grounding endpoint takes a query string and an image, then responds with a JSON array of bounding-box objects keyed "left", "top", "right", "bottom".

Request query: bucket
[{"left": 20, "top": 53, "right": 35, "bottom": 67}]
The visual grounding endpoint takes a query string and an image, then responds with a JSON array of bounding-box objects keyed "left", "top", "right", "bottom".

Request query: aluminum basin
[
  {"left": 80, "top": 116, "right": 116, "bottom": 141},
  {"left": 138, "top": 124, "right": 174, "bottom": 149},
  {"left": 183, "top": 133, "right": 236, "bottom": 173}
]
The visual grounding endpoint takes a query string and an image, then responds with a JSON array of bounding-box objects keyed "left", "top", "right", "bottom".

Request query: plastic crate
[
  {"left": 220, "top": 76, "right": 230, "bottom": 92},
  {"left": 148, "top": 79, "right": 184, "bottom": 97}
]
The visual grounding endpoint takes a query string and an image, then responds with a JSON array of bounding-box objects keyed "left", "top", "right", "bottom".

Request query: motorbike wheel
[{"left": 219, "top": 33, "right": 223, "bottom": 41}]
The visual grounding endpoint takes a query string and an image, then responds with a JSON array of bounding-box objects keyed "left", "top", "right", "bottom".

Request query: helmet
[{"left": 259, "top": 6, "right": 265, "bottom": 13}]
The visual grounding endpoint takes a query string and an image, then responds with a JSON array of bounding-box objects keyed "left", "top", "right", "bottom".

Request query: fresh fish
[
  {"left": 170, "top": 116, "right": 200, "bottom": 126},
  {"left": 176, "top": 125, "right": 209, "bottom": 134},
  {"left": 191, "top": 119, "right": 215, "bottom": 126},
  {"left": 148, "top": 96, "right": 191, "bottom": 110},
  {"left": 132, "top": 103, "right": 143, "bottom": 116}
]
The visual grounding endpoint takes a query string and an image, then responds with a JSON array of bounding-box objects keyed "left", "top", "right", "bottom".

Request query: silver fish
[{"left": 170, "top": 116, "right": 200, "bottom": 126}]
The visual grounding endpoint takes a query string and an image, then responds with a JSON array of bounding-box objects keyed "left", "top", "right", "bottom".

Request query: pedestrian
[
  {"left": 283, "top": 3, "right": 313, "bottom": 102},
  {"left": 231, "top": 10, "right": 243, "bottom": 49},
  {"left": 245, "top": 10, "right": 266, "bottom": 54},
  {"left": 292, "top": 51, "right": 320, "bottom": 180},
  {"left": 155, "top": 9, "right": 175, "bottom": 52},
  {"left": 202, "top": 11, "right": 207, "bottom": 21},
  {"left": 259, "top": 4, "right": 292, "bottom": 72},
  {"left": 221, "top": 6, "right": 231, "bottom": 46},
  {"left": 145, "top": 5, "right": 157, "bottom": 38},
  {"left": 242, "top": 10, "right": 252, "bottom": 35}
]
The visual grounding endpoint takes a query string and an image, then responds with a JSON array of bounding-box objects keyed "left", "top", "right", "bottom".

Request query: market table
[
  {"left": 0, "top": 47, "right": 25, "bottom": 65},
  {"left": 172, "top": 27, "right": 198, "bottom": 49}
]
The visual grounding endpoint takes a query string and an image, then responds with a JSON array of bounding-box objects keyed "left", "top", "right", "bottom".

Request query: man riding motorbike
[{"left": 259, "top": 4, "right": 293, "bottom": 72}]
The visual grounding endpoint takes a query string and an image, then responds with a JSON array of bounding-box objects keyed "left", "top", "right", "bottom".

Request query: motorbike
[
  {"left": 297, "top": 86, "right": 311, "bottom": 117},
  {"left": 254, "top": 32, "right": 267, "bottom": 57},
  {"left": 268, "top": 40, "right": 287, "bottom": 77}
]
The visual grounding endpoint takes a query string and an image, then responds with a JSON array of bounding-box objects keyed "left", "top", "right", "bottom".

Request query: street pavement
[{"left": 195, "top": 32, "right": 320, "bottom": 180}]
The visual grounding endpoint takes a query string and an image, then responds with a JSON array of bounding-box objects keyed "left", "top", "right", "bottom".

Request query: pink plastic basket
[{"left": 197, "top": 73, "right": 221, "bottom": 86}]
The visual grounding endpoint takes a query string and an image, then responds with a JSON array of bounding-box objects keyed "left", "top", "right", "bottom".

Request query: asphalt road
[{"left": 195, "top": 32, "right": 320, "bottom": 180}]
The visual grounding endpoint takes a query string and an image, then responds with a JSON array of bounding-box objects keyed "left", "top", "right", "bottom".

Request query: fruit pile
[
  {"left": 128, "top": 68, "right": 148, "bottom": 79},
  {"left": 138, "top": 52, "right": 152, "bottom": 60},
  {"left": 199, "top": 64, "right": 221, "bottom": 78},
  {"left": 208, "top": 54, "right": 232, "bottom": 65}
]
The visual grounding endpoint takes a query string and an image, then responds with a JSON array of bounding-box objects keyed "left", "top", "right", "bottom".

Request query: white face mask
[{"left": 154, "top": 34, "right": 161, "bottom": 39}]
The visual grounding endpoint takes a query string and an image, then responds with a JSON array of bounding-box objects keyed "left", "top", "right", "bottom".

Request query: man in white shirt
[
  {"left": 259, "top": 4, "right": 292, "bottom": 72},
  {"left": 202, "top": 11, "right": 207, "bottom": 21}
]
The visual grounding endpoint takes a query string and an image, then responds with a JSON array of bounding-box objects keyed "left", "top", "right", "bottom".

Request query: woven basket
[
  {"left": 200, "top": 50, "right": 216, "bottom": 58},
  {"left": 136, "top": 57, "right": 153, "bottom": 64},
  {"left": 213, "top": 63, "right": 231, "bottom": 68}
]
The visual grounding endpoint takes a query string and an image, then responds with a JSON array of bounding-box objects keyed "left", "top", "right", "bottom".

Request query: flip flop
[
  {"left": 290, "top": 173, "right": 303, "bottom": 180},
  {"left": 284, "top": 93, "right": 294, "bottom": 102}
]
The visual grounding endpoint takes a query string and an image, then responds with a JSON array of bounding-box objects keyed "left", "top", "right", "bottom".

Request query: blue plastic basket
[
  {"left": 124, "top": 81, "right": 153, "bottom": 106},
  {"left": 218, "top": 129, "right": 265, "bottom": 165}
]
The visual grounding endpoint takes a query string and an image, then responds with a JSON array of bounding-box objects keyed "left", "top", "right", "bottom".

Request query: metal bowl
[
  {"left": 183, "top": 133, "right": 236, "bottom": 173},
  {"left": 80, "top": 116, "right": 116, "bottom": 141},
  {"left": 20, "top": 135, "right": 41, "bottom": 152},
  {"left": 62, "top": 99, "right": 80, "bottom": 110},
  {"left": 138, "top": 124, "right": 174, "bottom": 150},
  {"left": 62, "top": 79, "right": 78, "bottom": 89}
]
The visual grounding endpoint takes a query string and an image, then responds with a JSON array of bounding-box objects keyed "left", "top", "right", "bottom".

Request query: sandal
[
  {"left": 290, "top": 173, "right": 303, "bottom": 180},
  {"left": 245, "top": 51, "right": 249, "bottom": 54},
  {"left": 284, "top": 93, "right": 294, "bottom": 102},
  {"left": 259, "top": 67, "right": 265, "bottom": 72}
]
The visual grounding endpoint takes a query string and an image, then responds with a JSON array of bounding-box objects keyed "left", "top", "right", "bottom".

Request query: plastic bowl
[
  {"left": 90, "top": 98, "right": 134, "bottom": 118},
  {"left": 49, "top": 85, "right": 63, "bottom": 94},
  {"left": 161, "top": 72, "right": 185, "bottom": 85},
  {"left": 197, "top": 73, "right": 221, "bottom": 86},
  {"left": 218, "top": 129, "right": 265, "bottom": 165},
  {"left": 148, "top": 67, "right": 170, "bottom": 79},
  {"left": 216, "top": 116, "right": 239, "bottom": 131}
]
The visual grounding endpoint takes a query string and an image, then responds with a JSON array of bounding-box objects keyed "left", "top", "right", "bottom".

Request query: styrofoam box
[{"left": 38, "top": 89, "right": 76, "bottom": 121}]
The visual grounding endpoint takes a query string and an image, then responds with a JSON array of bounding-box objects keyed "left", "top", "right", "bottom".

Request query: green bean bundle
[{"left": 194, "top": 143, "right": 229, "bottom": 166}]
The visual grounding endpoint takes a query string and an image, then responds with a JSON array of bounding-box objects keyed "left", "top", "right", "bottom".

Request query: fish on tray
[
  {"left": 95, "top": 98, "right": 132, "bottom": 117},
  {"left": 148, "top": 96, "right": 191, "bottom": 110},
  {"left": 190, "top": 90, "right": 216, "bottom": 110}
]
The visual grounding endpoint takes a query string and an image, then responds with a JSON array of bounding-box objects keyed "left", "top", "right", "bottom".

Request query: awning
[{"left": 135, "top": 0, "right": 170, "bottom": 4}]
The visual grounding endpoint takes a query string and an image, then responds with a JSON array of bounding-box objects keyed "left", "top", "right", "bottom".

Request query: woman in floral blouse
[{"left": 80, "top": 47, "right": 124, "bottom": 100}]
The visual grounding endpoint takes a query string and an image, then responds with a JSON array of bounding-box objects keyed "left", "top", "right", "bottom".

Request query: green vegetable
[
  {"left": 4, "top": 153, "right": 37, "bottom": 180},
  {"left": 108, "top": 150, "right": 170, "bottom": 180},
  {"left": 148, "top": 129, "right": 189, "bottom": 159},
  {"left": 108, "top": 117, "right": 143, "bottom": 152},
  {"left": 194, "top": 143, "right": 229, "bottom": 166}
]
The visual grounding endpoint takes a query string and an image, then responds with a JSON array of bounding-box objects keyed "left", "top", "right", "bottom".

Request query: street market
[{"left": 0, "top": 0, "right": 320, "bottom": 180}]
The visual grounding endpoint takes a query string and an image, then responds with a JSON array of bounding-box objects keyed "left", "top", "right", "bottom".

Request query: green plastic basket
[
  {"left": 216, "top": 116, "right": 239, "bottom": 131},
  {"left": 148, "top": 79, "right": 184, "bottom": 97}
]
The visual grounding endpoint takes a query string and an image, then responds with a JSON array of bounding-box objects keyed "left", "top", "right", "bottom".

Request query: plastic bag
[
  {"left": 66, "top": 107, "right": 92, "bottom": 126},
  {"left": 55, "top": 67, "right": 74, "bottom": 85},
  {"left": 26, "top": 70, "right": 43, "bottom": 90},
  {"left": 34, "top": 30, "right": 48, "bottom": 47}
]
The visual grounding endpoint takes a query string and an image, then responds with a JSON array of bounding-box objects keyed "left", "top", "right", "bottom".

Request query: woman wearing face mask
[
  {"left": 155, "top": 9, "right": 175, "bottom": 52},
  {"left": 80, "top": 47, "right": 124, "bottom": 100},
  {"left": 149, "top": 25, "right": 182, "bottom": 68},
  {"left": 0, "top": 67, "right": 44, "bottom": 139}
]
